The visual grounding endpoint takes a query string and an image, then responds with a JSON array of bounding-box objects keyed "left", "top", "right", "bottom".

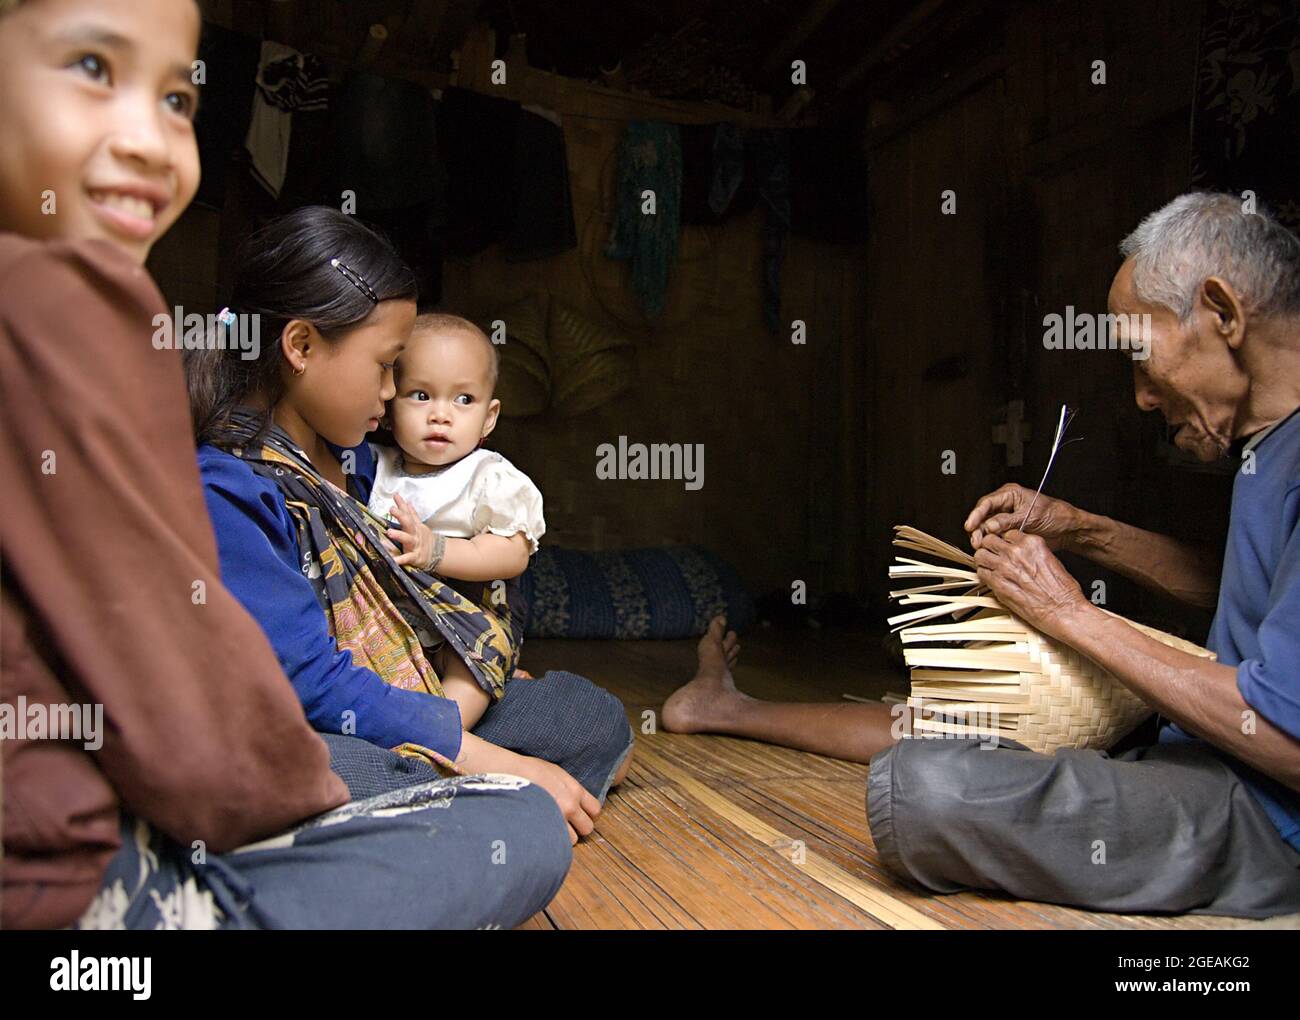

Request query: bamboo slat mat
[{"left": 517, "top": 630, "right": 1295, "bottom": 931}]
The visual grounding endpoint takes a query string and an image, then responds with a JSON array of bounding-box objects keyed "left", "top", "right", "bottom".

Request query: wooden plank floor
[{"left": 517, "top": 625, "right": 1299, "bottom": 930}]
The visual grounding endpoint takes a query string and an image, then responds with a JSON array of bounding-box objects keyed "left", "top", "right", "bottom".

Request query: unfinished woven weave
[{"left": 888, "top": 526, "right": 1216, "bottom": 754}]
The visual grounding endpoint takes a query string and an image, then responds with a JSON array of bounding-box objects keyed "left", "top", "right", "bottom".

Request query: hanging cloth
[
  {"left": 244, "top": 41, "right": 330, "bottom": 199},
  {"left": 604, "top": 121, "right": 683, "bottom": 321},
  {"left": 506, "top": 105, "right": 578, "bottom": 262}
]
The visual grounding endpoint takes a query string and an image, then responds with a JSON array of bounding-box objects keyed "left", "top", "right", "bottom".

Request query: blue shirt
[
  {"left": 1160, "top": 406, "right": 1300, "bottom": 850},
  {"left": 196, "top": 439, "right": 464, "bottom": 760}
]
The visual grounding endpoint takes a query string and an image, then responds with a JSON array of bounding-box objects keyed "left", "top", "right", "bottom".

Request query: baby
[{"left": 369, "top": 312, "right": 545, "bottom": 731}]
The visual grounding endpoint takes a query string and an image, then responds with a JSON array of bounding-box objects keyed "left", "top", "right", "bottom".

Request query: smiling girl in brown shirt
[{"left": 0, "top": 0, "right": 573, "bottom": 930}]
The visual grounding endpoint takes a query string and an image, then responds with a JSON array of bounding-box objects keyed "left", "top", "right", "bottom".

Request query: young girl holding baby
[
  {"left": 186, "top": 206, "right": 633, "bottom": 842},
  {"left": 0, "top": 0, "right": 600, "bottom": 929}
]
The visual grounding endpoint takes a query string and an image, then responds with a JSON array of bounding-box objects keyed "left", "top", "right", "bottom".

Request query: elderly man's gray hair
[{"left": 1119, "top": 192, "right": 1300, "bottom": 323}]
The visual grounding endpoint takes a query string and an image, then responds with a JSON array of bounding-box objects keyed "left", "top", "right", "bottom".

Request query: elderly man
[{"left": 664, "top": 192, "right": 1300, "bottom": 916}]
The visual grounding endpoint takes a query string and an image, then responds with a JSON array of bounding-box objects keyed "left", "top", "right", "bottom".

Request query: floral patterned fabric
[
  {"left": 76, "top": 818, "right": 224, "bottom": 930},
  {"left": 1192, "top": 0, "right": 1300, "bottom": 229},
  {"left": 76, "top": 736, "right": 572, "bottom": 930},
  {"left": 518, "top": 545, "right": 754, "bottom": 639}
]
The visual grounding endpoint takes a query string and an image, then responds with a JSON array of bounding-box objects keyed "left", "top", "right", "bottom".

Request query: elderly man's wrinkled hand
[
  {"left": 965, "top": 482, "right": 1080, "bottom": 551},
  {"left": 973, "top": 530, "right": 1089, "bottom": 637}
]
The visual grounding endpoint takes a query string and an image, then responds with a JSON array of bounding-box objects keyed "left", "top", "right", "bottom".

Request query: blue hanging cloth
[{"left": 605, "top": 121, "right": 683, "bottom": 320}]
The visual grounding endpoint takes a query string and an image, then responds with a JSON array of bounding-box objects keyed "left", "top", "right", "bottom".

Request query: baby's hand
[{"left": 385, "top": 494, "right": 442, "bottom": 571}]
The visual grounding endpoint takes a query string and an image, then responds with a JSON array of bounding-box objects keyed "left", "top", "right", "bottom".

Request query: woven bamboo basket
[
  {"left": 887, "top": 526, "right": 1216, "bottom": 754},
  {"left": 548, "top": 297, "right": 636, "bottom": 417}
]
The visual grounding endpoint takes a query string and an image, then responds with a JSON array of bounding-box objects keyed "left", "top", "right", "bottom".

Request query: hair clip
[
  {"left": 330, "top": 257, "right": 379, "bottom": 304},
  {"left": 217, "top": 307, "right": 236, "bottom": 327}
]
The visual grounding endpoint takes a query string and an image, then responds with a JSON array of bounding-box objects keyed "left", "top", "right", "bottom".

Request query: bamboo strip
[
  {"left": 910, "top": 686, "right": 1028, "bottom": 704},
  {"left": 890, "top": 559, "right": 979, "bottom": 578},
  {"left": 893, "top": 526, "right": 978, "bottom": 566},
  {"left": 888, "top": 580, "right": 983, "bottom": 597}
]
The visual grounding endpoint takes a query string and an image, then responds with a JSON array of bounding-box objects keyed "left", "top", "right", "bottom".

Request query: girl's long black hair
[{"left": 185, "top": 205, "right": 418, "bottom": 446}]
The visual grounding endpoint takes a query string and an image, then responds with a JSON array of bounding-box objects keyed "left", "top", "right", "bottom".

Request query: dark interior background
[{"left": 158, "top": 0, "right": 1300, "bottom": 651}]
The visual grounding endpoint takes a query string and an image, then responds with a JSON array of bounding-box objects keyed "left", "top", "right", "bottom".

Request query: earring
[{"left": 293, "top": 363, "right": 306, "bottom": 377}]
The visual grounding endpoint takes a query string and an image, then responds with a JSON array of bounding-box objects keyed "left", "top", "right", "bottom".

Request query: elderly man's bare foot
[{"left": 662, "top": 615, "right": 747, "bottom": 733}]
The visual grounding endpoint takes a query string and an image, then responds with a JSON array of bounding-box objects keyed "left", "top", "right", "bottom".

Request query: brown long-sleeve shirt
[{"left": 0, "top": 234, "right": 348, "bottom": 929}]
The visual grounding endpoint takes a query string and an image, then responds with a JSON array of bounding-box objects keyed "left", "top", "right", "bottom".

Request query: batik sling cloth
[{"left": 213, "top": 410, "right": 519, "bottom": 772}]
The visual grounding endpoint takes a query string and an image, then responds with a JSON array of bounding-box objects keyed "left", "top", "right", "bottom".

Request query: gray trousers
[
  {"left": 77, "top": 670, "right": 633, "bottom": 929},
  {"left": 867, "top": 737, "right": 1300, "bottom": 918},
  {"left": 77, "top": 740, "right": 570, "bottom": 930}
]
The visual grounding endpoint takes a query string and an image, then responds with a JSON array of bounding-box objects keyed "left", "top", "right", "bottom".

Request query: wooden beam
[
  {"left": 836, "top": 0, "right": 948, "bottom": 93},
  {"left": 777, "top": 85, "right": 816, "bottom": 123},
  {"left": 863, "top": 46, "right": 1007, "bottom": 151},
  {"left": 357, "top": 9, "right": 408, "bottom": 67},
  {"left": 395, "top": 0, "right": 452, "bottom": 66},
  {"left": 761, "top": 0, "right": 844, "bottom": 77}
]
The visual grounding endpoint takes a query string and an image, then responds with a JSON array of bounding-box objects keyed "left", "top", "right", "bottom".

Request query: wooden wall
[
  {"left": 148, "top": 32, "right": 870, "bottom": 602},
  {"left": 441, "top": 115, "right": 868, "bottom": 600},
  {"left": 151, "top": 0, "right": 1228, "bottom": 633},
  {"left": 860, "top": 0, "right": 1226, "bottom": 638}
]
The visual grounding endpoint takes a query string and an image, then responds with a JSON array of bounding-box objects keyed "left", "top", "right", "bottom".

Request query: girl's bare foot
[{"left": 661, "top": 615, "right": 747, "bottom": 733}]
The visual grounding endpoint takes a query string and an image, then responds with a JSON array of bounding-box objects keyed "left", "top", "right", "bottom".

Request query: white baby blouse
[{"left": 367, "top": 446, "right": 546, "bottom": 554}]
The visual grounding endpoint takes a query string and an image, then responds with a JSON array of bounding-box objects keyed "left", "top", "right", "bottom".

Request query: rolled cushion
[{"left": 518, "top": 545, "right": 755, "bottom": 639}]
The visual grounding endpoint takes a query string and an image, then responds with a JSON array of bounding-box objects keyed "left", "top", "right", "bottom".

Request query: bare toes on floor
[{"left": 698, "top": 616, "right": 728, "bottom": 652}]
